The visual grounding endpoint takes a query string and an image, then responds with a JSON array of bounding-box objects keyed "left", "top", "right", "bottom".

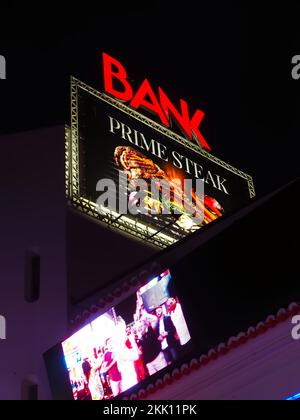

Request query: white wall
[{"left": 0, "top": 126, "right": 68, "bottom": 400}]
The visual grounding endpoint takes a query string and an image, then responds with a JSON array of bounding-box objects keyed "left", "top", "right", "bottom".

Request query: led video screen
[{"left": 46, "top": 270, "right": 191, "bottom": 400}]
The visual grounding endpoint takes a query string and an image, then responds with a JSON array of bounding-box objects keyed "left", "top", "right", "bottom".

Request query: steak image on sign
[{"left": 68, "top": 78, "right": 255, "bottom": 248}]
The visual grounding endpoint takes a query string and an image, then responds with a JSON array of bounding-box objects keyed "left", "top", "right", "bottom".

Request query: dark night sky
[{"left": 0, "top": 2, "right": 299, "bottom": 196}]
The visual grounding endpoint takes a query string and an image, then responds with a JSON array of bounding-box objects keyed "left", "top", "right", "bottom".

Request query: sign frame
[{"left": 67, "top": 77, "right": 256, "bottom": 248}]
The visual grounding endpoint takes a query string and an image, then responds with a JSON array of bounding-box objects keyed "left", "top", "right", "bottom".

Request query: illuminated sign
[
  {"left": 102, "top": 52, "right": 210, "bottom": 151},
  {"left": 44, "top": 269, "right": 191, "bottom": 400},
  {"left": 68, "top": 77, "right": 255, "bottom": 248}
]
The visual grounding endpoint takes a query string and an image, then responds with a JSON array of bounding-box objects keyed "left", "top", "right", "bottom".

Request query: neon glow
[{"left": 102, "top": 52, "right": 211, "bottom": 151}]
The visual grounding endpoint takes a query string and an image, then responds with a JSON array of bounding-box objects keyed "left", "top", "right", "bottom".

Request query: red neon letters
[{"left": 102, "top": 52, "right": 211, "bottom": 151}]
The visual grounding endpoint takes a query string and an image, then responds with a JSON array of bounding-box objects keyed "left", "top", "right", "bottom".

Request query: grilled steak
[{"left": 114, "top": 146, "right": 167, "bottom": 180}]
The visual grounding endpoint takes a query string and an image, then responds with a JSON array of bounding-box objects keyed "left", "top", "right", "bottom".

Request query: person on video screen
[
  {"left": 132, "top": 325, "right": 147, "bottom": 382},
  {"left": 102, "top": 338, "right": 122, "bottom": 397},
  {"left": 81, "top": 357, "right": 103, "bottom": 400},
  {"left": 117, "top": 322, "right": 139, "bottom": 393},
  {"left": 155, "top": 306, "right": 179, "bottom": 364},
  {"left": 166, "top": 297, "right": 191, "bottom": 346},
  {"left": 136, "top": 319, "right": 167, "bottom": 376}
]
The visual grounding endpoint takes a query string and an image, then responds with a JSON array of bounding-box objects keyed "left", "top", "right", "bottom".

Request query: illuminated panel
[
  {"left": 60, "top": 269, "right": 191, "bottom": 400},
  {"left": 68, "top": 77, "right": 255, "bottom": 248}
]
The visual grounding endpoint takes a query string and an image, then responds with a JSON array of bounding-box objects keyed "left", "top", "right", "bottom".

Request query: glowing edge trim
[{"left": 286, "top": 392, "right": 300, "bottom": 401}]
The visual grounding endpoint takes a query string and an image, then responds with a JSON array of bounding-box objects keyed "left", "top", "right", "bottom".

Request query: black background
[{"left": 0, "top": 2, "right": 299, "bottom": 197}]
